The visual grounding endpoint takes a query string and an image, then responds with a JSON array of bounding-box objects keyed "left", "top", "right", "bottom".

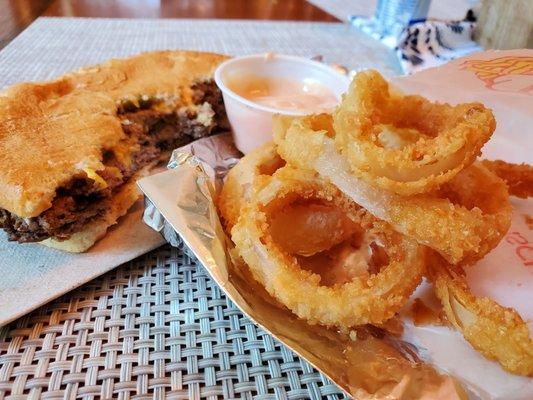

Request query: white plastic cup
[{"left": 214, "top": 54, "right": 350, "bottom": 154}]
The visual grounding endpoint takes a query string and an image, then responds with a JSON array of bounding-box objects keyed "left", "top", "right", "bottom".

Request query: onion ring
[
  {"left": 218, "top": 142, "right": 284, "bottom": 231},
  {"left": 332, "top": 70, "right": 495, "bottom": 196},
  {"left": 273, "top": 114, "right": 512, "bottom": 265},
  {"left": 428, "top": 254, "right": 533, "bottom": 376},
  {"left": 231, "top": 166, "right": 425, "bottom": 327},
  {"left": 481, "top": 159, "right": 533, "bottom": 199}
]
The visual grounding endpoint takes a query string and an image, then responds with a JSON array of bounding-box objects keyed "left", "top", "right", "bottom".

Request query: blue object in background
[
  {"left": 374, "top": 0, "right": 431, "bottom": 37},
  {"left": 350, "top": 1, "right": 482, "bottom": 74}
]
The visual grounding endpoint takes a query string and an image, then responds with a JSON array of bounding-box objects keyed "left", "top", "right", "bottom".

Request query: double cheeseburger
[{"left": 0, "top": 50, "right": 228, "bottom": 252}]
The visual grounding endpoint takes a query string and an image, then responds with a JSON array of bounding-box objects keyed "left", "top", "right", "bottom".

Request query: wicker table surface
[{"left": 0, "top": 245, "right": 346, "bottom": 399}]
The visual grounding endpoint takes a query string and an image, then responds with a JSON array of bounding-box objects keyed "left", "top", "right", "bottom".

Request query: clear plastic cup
[{"left": 214, "top": 54, "right": 349, "bottom": 154}]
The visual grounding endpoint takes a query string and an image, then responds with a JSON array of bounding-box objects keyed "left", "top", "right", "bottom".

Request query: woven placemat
[
  {"left": 0, "top": 244, "right": 347, "bottom": 399},
  {"left": 0, "top": 17, "right": 400, "bottom": 88}
]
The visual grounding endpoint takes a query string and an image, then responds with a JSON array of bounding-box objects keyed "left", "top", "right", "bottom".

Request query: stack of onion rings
[{"left": 220, "top": 69, "right": 532, "bottom": 376}]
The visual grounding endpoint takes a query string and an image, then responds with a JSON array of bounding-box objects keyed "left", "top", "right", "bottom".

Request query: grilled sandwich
[{"left": 0, "top": 50, "right": 229, "bottom": 252}]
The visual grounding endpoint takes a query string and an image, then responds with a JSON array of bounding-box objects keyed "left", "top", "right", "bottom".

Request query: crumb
[
  {"left": 374, "top": 316, "right": 404, "bottom": 337},
  {"left": 411, "top": 298, "right": 444, "bottom": 326}
]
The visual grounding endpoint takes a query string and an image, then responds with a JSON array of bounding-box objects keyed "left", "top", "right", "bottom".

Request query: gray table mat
[
  {"left": 0, "top": 17, "right": 399, "bottom": 89},
  {"left": 0, "top": 245, "right": 347, "bottom": 399}
]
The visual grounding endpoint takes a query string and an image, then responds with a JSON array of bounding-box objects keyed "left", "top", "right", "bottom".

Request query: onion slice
[
  {"left": 481, "top": 159, "right": 533, "bottom": 199},
  {"left": 428, "top": 254, "right": 533, "bottom": 376}
]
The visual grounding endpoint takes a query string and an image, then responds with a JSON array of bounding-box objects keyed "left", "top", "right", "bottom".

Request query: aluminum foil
[{"left": 138, "top": 134, "right": 465, "bottom": 399}]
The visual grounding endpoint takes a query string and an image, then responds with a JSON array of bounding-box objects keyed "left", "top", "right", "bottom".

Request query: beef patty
[{"left": 0, "top": 80, "right": 227, "bottom": 243}]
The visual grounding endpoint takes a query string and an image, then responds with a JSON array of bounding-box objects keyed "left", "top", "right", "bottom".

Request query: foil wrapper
[{"left": 138, "top": 133, "right": 464, "bottom": 399}]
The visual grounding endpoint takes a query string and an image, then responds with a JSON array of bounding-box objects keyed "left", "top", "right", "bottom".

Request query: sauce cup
[{"left": 214, "top": 54, "right": 350, "bottom": 154}]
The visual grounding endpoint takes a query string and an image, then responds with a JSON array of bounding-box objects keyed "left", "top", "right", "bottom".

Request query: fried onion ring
[
  {"left": 481, "top": 159, "right": 533, "bottom": 199},
  {"left": 274, "top": 114, "right": 512, "bottom": 265},
  {"left": 231, "top": 166, "right": 425, "bottom": 327},
  {"left": 333, "top": 70, "right": 495, "bottom": 196},
  {"left": 428, "top": 254, "right": 533, "bottom": 376},
  {"left": 218, "top": 142, "right": 285, "bottom": 231}
]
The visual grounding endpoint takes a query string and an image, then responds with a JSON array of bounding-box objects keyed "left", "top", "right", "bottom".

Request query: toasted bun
[{"left": 0, "top": 50, "right": 228, "bottom": 218}]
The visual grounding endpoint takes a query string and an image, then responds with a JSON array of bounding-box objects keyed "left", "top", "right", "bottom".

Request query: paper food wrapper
[{"left": 138, "top": 50, "right": 533, "bottom": 399}]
